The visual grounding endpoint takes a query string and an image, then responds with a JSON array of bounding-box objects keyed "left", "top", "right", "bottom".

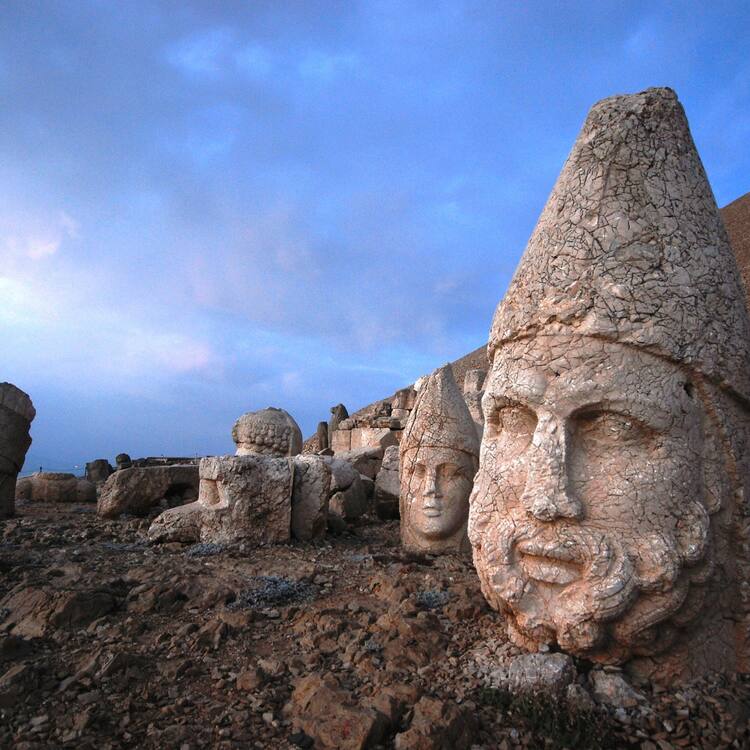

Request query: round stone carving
[{"left": 232, "top": 407, "right": 303, "bottom": 458}]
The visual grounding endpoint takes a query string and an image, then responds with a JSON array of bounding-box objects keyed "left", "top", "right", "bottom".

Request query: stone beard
[
  {"left": 400, "top": 445, "right": 476, "bottom": 553},
  {"left": 468, "top": 334, "right": 740, "bottom": 677}
]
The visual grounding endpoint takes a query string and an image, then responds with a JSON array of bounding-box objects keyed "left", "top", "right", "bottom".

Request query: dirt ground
[{"left": 1, "top": 502, "right": 749, "bottom": 749}]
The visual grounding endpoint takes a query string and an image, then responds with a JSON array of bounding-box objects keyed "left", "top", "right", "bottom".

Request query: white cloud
[{"left": 1, "top": 209, "right": 80, "bottom": 261}]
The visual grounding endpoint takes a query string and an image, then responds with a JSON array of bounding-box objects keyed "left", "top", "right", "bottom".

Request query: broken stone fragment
[
  {"left": 374, "top": 445, "right": 400, "bottom": 520},
  {"left": 149, "top": 454, "right": 293, "bottom": 546},
  {"left": 291, "top": 455, "right": 331, "bottom": 541},
  {"left": 85, "top": 459, "right": 113, "bottom": 484},
  {"left": 97, "top": 465, "right": 199, "bottom": 518},
  {"left": 393, "top": 696, "right": 477, "bottom": 750},
  {"left": 488, "top": 652, "right": 576, "bottom": 696},
  {"left": 286, "top": 672, "right": 388, "bottom": 750},
  {"left": 462, "top": 368, "right": 486, "bottom": 441}
]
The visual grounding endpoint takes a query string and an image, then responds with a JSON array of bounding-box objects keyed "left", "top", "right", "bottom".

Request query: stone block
[
  {"left": 97, "top": 465, "right": 199, "bottom": 518},
  {"left": 292, "top": 455, "right": 331, "bottom": 541}
]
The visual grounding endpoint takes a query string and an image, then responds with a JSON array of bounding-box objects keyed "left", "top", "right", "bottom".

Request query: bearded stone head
[{"left": 468, "top": 88, "right": 750, "bottom": 683}]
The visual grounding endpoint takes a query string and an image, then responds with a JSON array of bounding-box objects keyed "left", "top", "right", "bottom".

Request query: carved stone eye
[
  {"left": 574, "top": 410, "right": 648, "bottom": 446},
  {"left": 485, "top": 403, "right": 537, "bottom": 460}
]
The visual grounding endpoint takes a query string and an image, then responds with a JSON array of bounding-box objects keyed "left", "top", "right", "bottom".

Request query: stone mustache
[
  {"left": 468, "top": 88, "right": 750, "bottom": 683},
  {"left": 400, "top": 365, "right": 479, "bottom": 554}
]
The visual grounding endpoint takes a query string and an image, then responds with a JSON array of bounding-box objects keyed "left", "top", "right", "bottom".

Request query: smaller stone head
[
  {"left": 115, "top": 453, "right": 132, "bottom": 470},
  {"left": 232, "top": 407, "right": 303, "bottom": 458},
  {"left": 400, "top": 365, "right": 479, "bottom": 553}
]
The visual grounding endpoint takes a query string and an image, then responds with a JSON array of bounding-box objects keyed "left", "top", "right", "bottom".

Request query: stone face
[
  {"left": 292, "top": 455, "right": 331, "bottom": 541},
  {"left": 0, "top": 383, "right": 35, "bottom": 519},
  {"left": 374, "top": 445, "right": 400, "bottom": 520},
  {"left": 149, "top": 455, "right": 293, "bottom": 546},
  {"left": 400, "top": 365, "right": 479, "bottom": 554},
  {"left": 115, "top": 453, "right": 132, "bottom": 470},
  {"left": 463, "top": 368, "right": 486, "bottom": 441},
  {"left": 469, "top": 88, "right": 750, "bottom": 683},
  {"left": 97, "top": 465, "right": 199, "bottom": 518},
  {"left": 232, "top": 407, "right": 302, "bottom": 458},
  {"left": 85, "top": 459, "right": 112, "bottom": 484}
]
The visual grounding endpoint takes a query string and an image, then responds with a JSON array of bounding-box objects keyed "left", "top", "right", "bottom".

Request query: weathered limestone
[
  {"left": 322, "top": 457, "right": 368, "bottom": 522},
  {"left": 292, "top": 455, "right": 331, "bottom": 541},
  {"left": 16, "top": 473, "right": 95, "bottom": 504},
  {"left": 115, "top": 453, "right": 132, "bottom": 470},
  {"left": 335, "top": 446, "right": 384, "bottom": 480},
  {"left": 329, "top": 404, "right": 349, "bottom": 434},
  {"left": 463, "top": 369, "right": 486, "bottom": 441},
  {"left": 469, "top": 88, "right": 750, "bottom": 683},
  {"left": 0, "top": 383, "right": 35, "bottom": 519},
  {"left": 85, "top": 459, "right": 112, "bottom": 484},
  {"left": 232, "top": 407, "right": 302, "bottom": 458},
  {"left": 148, "top": 455, "right": 293, "bottom": 545},
  {"left": 316, "top": 421, "right": 329, "bottom": 452},
  {"left": 374, "top": 445, "right": 400, "bottom": 519},
  {"left": 97, "top": 465, "right": 199, "bottom": 518},
  {"left": 400, "top": 365, "right": 479, "bottom": 554}
]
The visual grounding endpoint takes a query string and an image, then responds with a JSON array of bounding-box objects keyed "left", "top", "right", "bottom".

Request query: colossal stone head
[
  {"left": 468, "top": 88, "right": 750, "bottom": 682},
  {"left": 232, "top": 407, "right": 303, "bottom": 458},
  {"left": 400, "top": 365, "right": 479, "bottom": 553}
]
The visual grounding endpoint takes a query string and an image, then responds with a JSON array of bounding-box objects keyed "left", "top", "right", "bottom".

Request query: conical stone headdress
[
  {"left": 401, "top": 365, "right": 479, "bottom": 457},
  {"left": 489, "top": 87, "right": 750, "bottom": 403}
]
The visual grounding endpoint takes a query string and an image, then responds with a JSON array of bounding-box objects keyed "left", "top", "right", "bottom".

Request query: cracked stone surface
[
  {"left": 463, "top": 368, "right": 487, "bottom": 441},
  {"left": 0, "top": 383, "right": 35, "bottom": 520},
  {"left": 400, "top": 365, "right": 479, "bottom": 554},
  {"left": 149, "top": 455, "right": 293, "bottom": 546},
  {"left": 232, "top": 407, "right": 302, "bottom": 459},
  {"left": 468, "top": 87, "right": 750, "bottom": 683}
]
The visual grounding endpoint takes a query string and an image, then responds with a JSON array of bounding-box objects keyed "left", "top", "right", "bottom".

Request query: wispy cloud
[{"left": 1, "top": 209, "right": 80, "bottom": 260}]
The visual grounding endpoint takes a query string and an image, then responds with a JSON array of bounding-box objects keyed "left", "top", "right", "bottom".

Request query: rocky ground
[{"left": 1, "top": 503, "right": 749, "bottom": 749}]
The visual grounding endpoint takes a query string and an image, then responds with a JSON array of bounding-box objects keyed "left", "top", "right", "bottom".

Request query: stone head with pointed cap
[
  {"left": 468, "top": 88, "right": 750, "bottom": 682},
  {"left": 400, "top": 365, "right": 479, "bottom": 553}
]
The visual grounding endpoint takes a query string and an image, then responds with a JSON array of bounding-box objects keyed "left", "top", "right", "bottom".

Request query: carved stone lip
[
  {"left": 518, "top": 553, "right": 582, "bottom": 585},
  {"left": 516, "top": 538, "right": 585, "bottom": 563},
  {"left": 421, "top": 509, "right": 443, "bottom": 518},
  {"left": 516, "top": 538, "right": 584, "bottom": 585}
]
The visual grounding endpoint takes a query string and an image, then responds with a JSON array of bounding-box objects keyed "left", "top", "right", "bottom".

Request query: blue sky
[{"left": 2, "top": 1, "right": 749, "bottom": 473}]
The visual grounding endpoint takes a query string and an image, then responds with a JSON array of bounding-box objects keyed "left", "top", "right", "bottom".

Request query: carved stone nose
[
  {"left": 423, "top": 469, "right": 439, "bottom": 498},
  {"left": 520, "top": 417, "right": 582, "bottom": 522}
]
